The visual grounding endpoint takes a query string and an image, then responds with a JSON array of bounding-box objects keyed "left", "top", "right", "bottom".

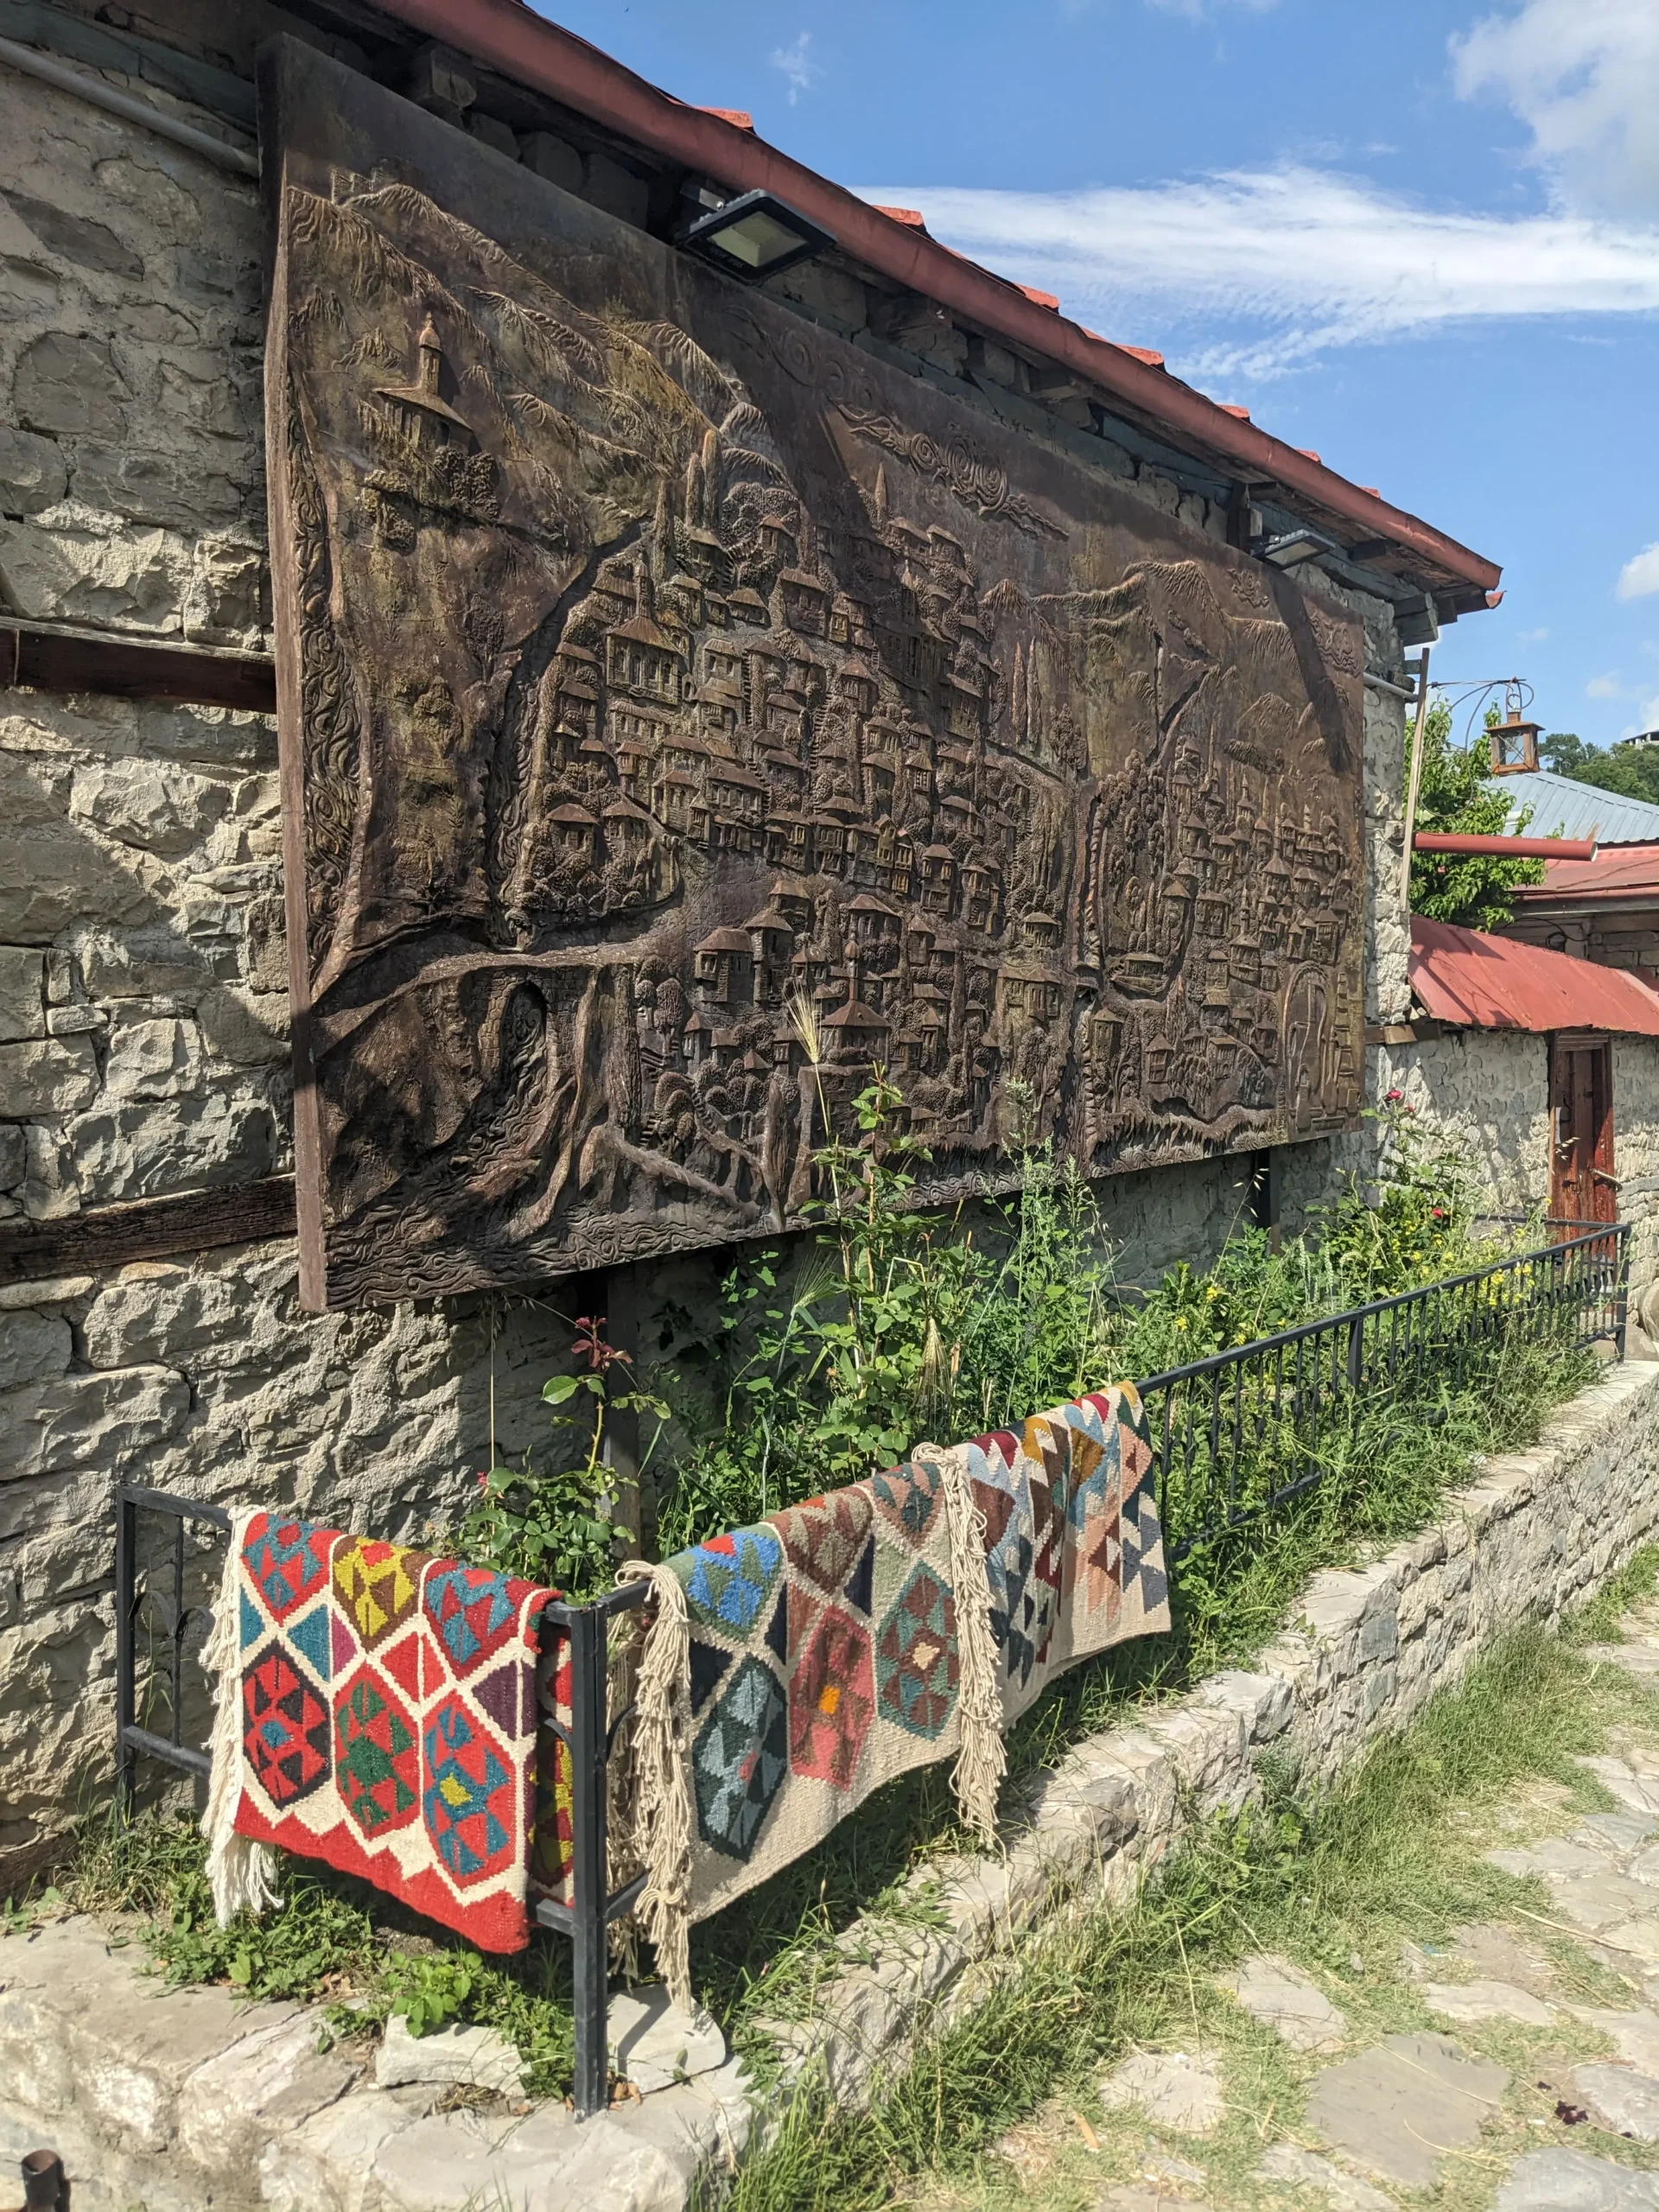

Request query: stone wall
[
  {"left": 0, "top": 0, "right": 1416, "bottom": 1878},
  {"left": 1286, "top": 1017, "right": 1659, "bottom": 1313},
  {"left": 0, "top": 53, "right": 586, "bottom": 1881},
  {"left": 1378, "top": 1027, "right": 1552, "bottom": 1217},
  {"left": 1617, "top": 1038, "right": 1659, "bottom": 1311}
]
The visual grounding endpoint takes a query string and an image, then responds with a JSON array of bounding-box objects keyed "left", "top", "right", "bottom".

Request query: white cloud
[
  {"left": 858, "top": 168, "right": 1659, "bottom": 378},
  {"left": 769, "top": 30, "right": 817, "bottom": 105},
  {"left": 1452, "top": 1, "right": 1659, "bottom": 219},
  {"left": 1587, "top": 673, "right": 1623, "bottom": 698},
  {"left": 1617, "top": 544, "right": 1659, "bottom": 601},
  {"left": 1516, "top": 626, "right": 1551, "bottom": 643}
]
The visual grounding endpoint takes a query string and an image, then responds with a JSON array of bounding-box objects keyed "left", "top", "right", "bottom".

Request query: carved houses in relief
[{"left": 269, "top": 110, "right": 1364, "bottom": 1306}]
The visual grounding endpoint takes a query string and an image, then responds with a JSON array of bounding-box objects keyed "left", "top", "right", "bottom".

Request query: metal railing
[
  {"left": 108, "top": 1225, "right": 1630, "bottom": 2116},
  {"left": 112, "top": 1484, "right": 649, "bottom": 2120},
  {"left": 114, "top": 1483, "right": 230, "bottom": 1808},
  {"left": 1138, "top": 1223, "right": 1628, "bottom": 1563},
  {"left": 532, "top": 1581, "right": 650, "bottom": 2119}
]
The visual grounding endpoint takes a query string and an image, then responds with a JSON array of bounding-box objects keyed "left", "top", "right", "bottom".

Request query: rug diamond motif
[
  {"left": 334, "top": 1665, "right": 418, "bottom": 1836},
  {"left": 876, "top": 1562, "right": 958, "bottom": 1741},
  {"left": 244, "top": 1516, "right": 332, "bottom": 1623},
  {"left": 242, "top": 1642, "right": 330, "bottom": 1804},
  {"left": 680, "top": 1527, "right": 784, "bottom": 1634},
  {"left": 424, "top": 1564, "right": 519, "bottom": 1676},
  {"left": 869, "top": 1459, "right": 945, "bottom": 1548},
  {"left": 693, "top": 1656, "right": 787, "bottom": 1862},
  {"left": 332, "top": 1536, "right": 425, "bottom": 1649},
  {"left": 788, "top": 1604, "right": 874, "bottom": 1787},
  {"left": 423, "top": 1694, "right": 513, "bottom": 1882},
  {"left": 774, "top": 1488, "right": 874, "bottom": 1597}
]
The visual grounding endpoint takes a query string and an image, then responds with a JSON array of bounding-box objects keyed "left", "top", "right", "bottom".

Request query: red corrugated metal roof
[
  {"left": 1409, "top": 916, "right": 1659, "bottom": 1036},
  {"left": 1510, "top": 842, "right": 1659, "bottom": 904}
]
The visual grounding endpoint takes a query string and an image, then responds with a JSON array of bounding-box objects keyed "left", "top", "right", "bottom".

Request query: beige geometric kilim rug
[{"left": 628, "top": 1382, "right": 1168, "bottom": 2003}]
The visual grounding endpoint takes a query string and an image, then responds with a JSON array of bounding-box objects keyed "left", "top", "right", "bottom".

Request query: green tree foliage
[
  {"left": 1408, "top": 700, "right": 1544, "bottom": 927},
  {"left": 1541, "top": 728, "right": 1659, "bottom": 806}
]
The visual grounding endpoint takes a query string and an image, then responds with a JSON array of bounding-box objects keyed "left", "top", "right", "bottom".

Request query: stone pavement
[
  {"left": 984, "top": 1601, "right": 1659, "bottom": 2212},
  {"left": 0, "top": 1915, "right": 747, "bottom": 2212}
]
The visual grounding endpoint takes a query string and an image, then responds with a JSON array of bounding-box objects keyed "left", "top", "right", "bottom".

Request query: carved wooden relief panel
[{"left": 263, "top": 41, "right": 1365, "bottom": 1309}]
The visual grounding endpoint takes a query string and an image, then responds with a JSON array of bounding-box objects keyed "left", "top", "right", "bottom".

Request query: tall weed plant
[{"left": 655, "top": 1084, "right": 1516, "bottom": 1553}]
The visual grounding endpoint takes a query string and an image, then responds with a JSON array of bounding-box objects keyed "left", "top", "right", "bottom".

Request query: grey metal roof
[{"left": 1495, "top": 769, "right": 1659, "bottom": 847}]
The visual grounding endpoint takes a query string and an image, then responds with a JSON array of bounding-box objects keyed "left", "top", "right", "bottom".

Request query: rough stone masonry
[{"left": 0, "top": 0, "right": 1569, "bottom": 1885}]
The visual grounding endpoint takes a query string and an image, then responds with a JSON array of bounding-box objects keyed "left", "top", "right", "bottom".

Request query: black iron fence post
[
  {"left": 20, "top": 2148, "right": 67, "bottom": 2210},
  {"left": 568, "top": 1600, "right": 608, "bottom": 2120},
  {"left": 534, "top": 1581, "right": 650, "bottom": 2120},
  {"left": 114, "top": 1485, "right": 137, "bottom": 1819},
  {"left": 113, "top": 1484, "right": 230, "bottom": 1809}
]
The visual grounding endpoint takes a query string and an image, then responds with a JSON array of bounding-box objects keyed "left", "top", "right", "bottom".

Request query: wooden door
[{"left": 1550, "top": 1034, "right": 1616, "bottom": 1225}]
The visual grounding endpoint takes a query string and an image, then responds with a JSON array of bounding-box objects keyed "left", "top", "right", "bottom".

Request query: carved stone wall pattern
[{"left": 262, "top": 41, "right": 1366, "bottom": 1308}]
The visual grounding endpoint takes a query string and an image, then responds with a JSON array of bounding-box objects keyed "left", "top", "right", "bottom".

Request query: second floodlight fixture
[{"left": 679, "top": 187, "right": 836, "bottom": 282}]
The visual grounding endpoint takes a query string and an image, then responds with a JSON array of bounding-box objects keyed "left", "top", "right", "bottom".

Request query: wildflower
[{"left": 1384, "top": 1089, "right": 1404, "bottom": 1105}]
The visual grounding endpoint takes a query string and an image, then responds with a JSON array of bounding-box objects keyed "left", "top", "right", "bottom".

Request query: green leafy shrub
[
  {"left": 384, "top": 1947, "right": 480, "bottom": 2036},
  {"left": 460, "top": 1313, "right": 667, "bottom": 1598},
  {"left": 652, "top": 1075, "right": 1516, "bottom": 1550}
]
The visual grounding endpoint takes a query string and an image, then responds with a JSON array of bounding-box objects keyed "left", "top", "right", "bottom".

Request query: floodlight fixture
[
  {"left": 1255, "top": 525, "right": 1341, "bottom": 570},
  {"left": 678, "top": 188, "right": 835, "bottom": 282}
]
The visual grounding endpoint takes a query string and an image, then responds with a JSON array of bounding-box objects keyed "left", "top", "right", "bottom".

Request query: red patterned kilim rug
[{"left": 205, "top": 1512, "right": 569, "bottom": 1952}]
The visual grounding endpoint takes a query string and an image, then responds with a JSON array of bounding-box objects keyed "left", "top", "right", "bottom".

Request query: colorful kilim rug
[
  {"left": 631, "top": 1382, "right": 1167, "bottom": 1987},
  {"left": 956, "top": 1382, "right": 1168, "bottom": 1728},
  {"left": 205, "top": 1512, "right": 568, "bottom": 1952}
]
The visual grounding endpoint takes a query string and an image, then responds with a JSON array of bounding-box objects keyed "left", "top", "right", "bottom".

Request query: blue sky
[{"left": 543, "top": 1, "right": 1659, "bottom": 743}]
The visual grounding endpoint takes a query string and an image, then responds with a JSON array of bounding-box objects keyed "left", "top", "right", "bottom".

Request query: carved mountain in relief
[{"left": 263, "top": 41, "right": 1366, "bottom": 1308}]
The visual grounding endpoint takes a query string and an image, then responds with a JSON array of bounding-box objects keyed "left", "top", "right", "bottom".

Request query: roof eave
[{"left": 362, "top": 0, "right": 1499, "bottom": 603}]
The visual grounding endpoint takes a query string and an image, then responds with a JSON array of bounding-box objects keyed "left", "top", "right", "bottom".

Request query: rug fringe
[
  {"left": 618, "top": 1558, "right": 694, "bottom": 2011},
  {"left": 201, "top": 1510, "right": 281, "bottom": 1927},
  {"left": 936, "top": 1446, "right": 1006, "bottom": 1847}
]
